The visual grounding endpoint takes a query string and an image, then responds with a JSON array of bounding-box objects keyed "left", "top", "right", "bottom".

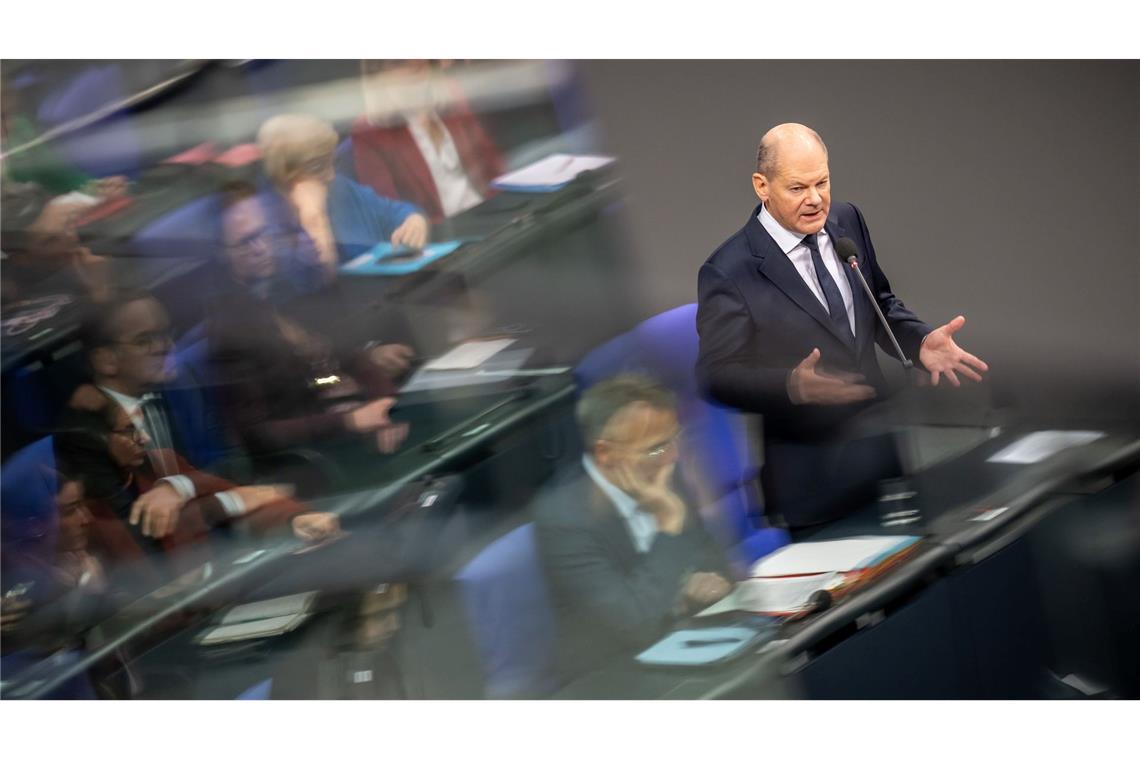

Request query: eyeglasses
[
  {"left": 109, "top": 424, "right": 145, "bottom": 442},
  {"left": 602, "top": 430, "right": 682, "bottom": 460},
  {"left": 226, "top": 228, "right": 292, "bottom": 255},
  {"left": 113, "top": 331, "right": 172, "bottom": 352}
]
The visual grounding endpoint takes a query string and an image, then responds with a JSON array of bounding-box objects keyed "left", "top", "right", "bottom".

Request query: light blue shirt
[
  {"left": 758, "top": 204, "right": 856, "bottom": 336},
  {"left": 582, "top": 455, "right": 658, "bottom": 553}
]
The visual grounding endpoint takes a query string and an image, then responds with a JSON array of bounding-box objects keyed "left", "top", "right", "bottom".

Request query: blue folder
[
  {"left": 636, "top": 623, "right": 776, "bottom": 667},
  {"left": 339, "top": 240, "right": 469, "bottom": 276}
]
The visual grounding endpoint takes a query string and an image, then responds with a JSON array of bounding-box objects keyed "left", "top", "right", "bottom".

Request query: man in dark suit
[
  {"left": 534, "top": 375, "right": 733, "bottom": 682},
  {"left": 696, "top": 123, "right": 988, "bottom": 534}
]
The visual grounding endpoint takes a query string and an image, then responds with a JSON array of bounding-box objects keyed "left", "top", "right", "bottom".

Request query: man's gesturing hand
[
  {"left": 919, "top": 315, "right": 989, "bottom": 387},
  {"left": 788, "top": 348, "right": 877, "bottom": 405}
]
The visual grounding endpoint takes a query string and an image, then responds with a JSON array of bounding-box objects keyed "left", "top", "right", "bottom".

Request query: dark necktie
[
  {"left": 802, "top": 234, "right": 854, "bottom": 345},
  {"left": 138, "top": 393, "right": 177, "bottom": 476}
]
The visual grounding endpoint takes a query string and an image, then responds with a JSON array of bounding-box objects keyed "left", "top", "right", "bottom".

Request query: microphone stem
[{"left": 847, "top": 259, "right": 913, "bottom": 370}]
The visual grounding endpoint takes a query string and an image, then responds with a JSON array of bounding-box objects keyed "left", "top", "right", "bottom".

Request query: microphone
[{"left": 835, "top": 237, "right": 913, "bottom": 370}]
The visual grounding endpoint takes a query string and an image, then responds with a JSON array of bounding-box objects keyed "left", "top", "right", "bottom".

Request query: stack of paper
[
  {"left": 698, "top": 535, "right": 920, "bottom": 617},
  {"left": 491, "top": 153, "right": 615, "bottom": 193},
  {"left": 197, "top": 592, "right": 317, "bottom": 646}
]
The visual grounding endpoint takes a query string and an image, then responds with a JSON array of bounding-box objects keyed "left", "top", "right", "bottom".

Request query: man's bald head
[
  {"left": 751, "top": 123, "right": 832, "bottom": 235},
  {"left": 755, "top": 123, "right": 828, "bottom": 178}
]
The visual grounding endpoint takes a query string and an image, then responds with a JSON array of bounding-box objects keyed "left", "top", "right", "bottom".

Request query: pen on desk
[{"left": 682, "top": 638, "right": 743, "bottom": 647}]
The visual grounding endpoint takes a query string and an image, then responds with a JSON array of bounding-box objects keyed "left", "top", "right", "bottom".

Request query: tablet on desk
[{"left": 340, "top": 240, "right": 469, "bottom": 276}]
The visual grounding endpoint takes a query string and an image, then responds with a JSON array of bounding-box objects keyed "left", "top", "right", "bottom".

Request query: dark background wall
[{"left": 578, "top": 60, "right": 1140, "bottom": 424}]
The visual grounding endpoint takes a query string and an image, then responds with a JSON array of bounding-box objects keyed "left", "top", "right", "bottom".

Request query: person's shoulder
[
  {"left": 703, "top": 224, "right": 752, "bottom": 275},
  {"left": 532, "top": 464, "right": 597, "bottom": 529},
  {"left": 829, "top": 200, "right": 863, "bottom": 227}
]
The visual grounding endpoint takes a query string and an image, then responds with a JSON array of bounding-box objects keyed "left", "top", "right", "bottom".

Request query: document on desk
[
  {"left": 197, "top": 592, "right": 317, "bottom": 645},
  {"left": 491, "top": 153, "right": 615, "bottom": 192},
  {"left": 422, "top": 338, "right": 517, "bottom": 371},
  {"left": 696, "top": 574, "right": 844, "bottom": 617},
  {"left": 754, "top": 535, "right": 920, "bottom": 576},
  {"left": 986, "top": 430, "right": 1106, "bottom": 464},
  {"left": 400, "top": 348, "right": 534, "bottom": 396}
]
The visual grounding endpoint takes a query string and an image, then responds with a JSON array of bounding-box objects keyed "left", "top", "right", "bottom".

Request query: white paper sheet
[
  {"left": 751, "top": 535, "right": 919, "bottom": 577},
  {"left": 695, "top": 574, "right": 845, "bottom": 616},
  {"left": 986, "top": 430, "right": 1105, "bottom": 464},
  {"left": 218, "top": 592, "right": 317, "bottom": 625},
  {"left": 491, "top": 153, "right": 614, "bottom": 189},
  {"left": 421, "top": 338, "right": 516, "bottom": 371}
]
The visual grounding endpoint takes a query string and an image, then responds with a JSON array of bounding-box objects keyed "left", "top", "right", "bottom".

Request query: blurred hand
[
  {"left": 608, "top": 462, "right": 686, "bottom": 534},
  {"left": 369, "top": 343, "right": 415, "bottom": 376},
  {"left": 230, "top": 484, "right": 296, "bottom": 512},
  {"left": 390, "top": 213, "right": 429, "bottom": 249},
  {"left": 292, "top": 512, "right": 342, "bottom": 543},
  {"left": 376, "top": 422, "right": 410, "bottom": 454},
  {"left": 788, "top": 348, "right": 877, "bottom": 405},
  {"left": 918, "top": 315, "right": 989, "bottom": 387},
  {"left": 346, "top": 397, "right": 397, "bottom": 433},
  {"left": 1, "top": 594, "right": 32, "bottom": 633},
  {"left": 683, "top": 572, "right": 732, "bottom": 610},
  {"left": 130, "top": 482, "right": 188, "bottom": 539},
  {"left": 94, "top": 175, "right": 129, "bottom": 200}
]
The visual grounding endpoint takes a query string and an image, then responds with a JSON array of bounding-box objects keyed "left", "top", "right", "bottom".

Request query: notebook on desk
[
  {"left": 196, "top": 592, "right": 317, "bottom": 646},
  {"left": 697, "top": 535, "right": 921, "bottom": 617}
]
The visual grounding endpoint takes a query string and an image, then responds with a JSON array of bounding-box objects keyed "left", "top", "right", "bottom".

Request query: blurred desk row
[{"left": 554, "top": 427, "right": 1140, "bottom": 699}]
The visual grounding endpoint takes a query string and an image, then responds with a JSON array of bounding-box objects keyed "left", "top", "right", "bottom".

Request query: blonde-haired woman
[{"left": 256, "top": 113, "right": 429, "bottom": 289}]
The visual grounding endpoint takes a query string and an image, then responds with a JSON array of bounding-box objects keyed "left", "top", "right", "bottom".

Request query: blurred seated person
[
  {"left": 1, "top": 179, "right": 111, "bottom": 304},
  {"left": 534, "top": 375, "right": 734, "bottom": 682},
  {"left": 352, "top": 60, "right": 506, "bottom": 224},
  {"left": 206, "top": 182, "right": 411, "bottom": 460},
  {"left": 1, "top": 468, "right": 106, "bottom": 639},
  {"left": 66, "top": 289, "right": 228, "bottom": 474},
  {"left": 56, "top": 394, "right": 342, "bottom": 584},
  {"left": 0, "top": 464, "right": 118, "bottom": 699},
  {"left": 256, "top": 113, "right": 429, "bottom": 289}
]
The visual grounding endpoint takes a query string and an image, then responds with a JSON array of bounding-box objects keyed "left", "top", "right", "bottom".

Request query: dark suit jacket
[
  {"left": 696, "top": 202, "right": 932, "bottom": 528},
  {"left": 533, "top": 464, "right": 731, "bottom": 683}
]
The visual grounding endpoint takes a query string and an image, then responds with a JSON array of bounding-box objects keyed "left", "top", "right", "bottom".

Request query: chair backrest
[
  {"left": 1, "top": 437, "right": 60, "bottom": 581},
  {"left": 36, "top": 64, "right": 143, "bottom": 179},
  {"left": 574, "top": 305, "right": 757, "bottom": 530},
  {"left": 454, "top": 523, "right": 557, "bottom": 698}
]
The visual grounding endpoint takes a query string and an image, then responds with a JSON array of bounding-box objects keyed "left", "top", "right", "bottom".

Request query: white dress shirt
[
  {"left": 582, "top": 455, "right": 658, "bottom": 553},
  {"left": 759, "top": 204, "right": 857, "bottom": 337},
  {"left": 99, "top": 386, "right": 246, "bottom": 517},
  {"left": 406, "top": 114, "right": 485, "bottom": 218}
]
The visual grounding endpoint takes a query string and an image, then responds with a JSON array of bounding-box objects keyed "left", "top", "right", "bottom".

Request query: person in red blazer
[{"left": 351, "top": 60, "right": 506, "bottom": 224}]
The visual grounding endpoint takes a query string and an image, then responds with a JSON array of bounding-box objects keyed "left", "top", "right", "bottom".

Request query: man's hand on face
[
  {"left": 608, "top": 462, "right": 686, "bottom": 535},
  {"left": 788, "top": 348, "right": 877, "bottom": 405},
  {"left": 682, "top": 571, "right": 733, "bottom": 610},
  {"left": 918, "top": 315, "right": 989, "bottom": 388},
  {"left": 129, "top": 482, "right": 189, "bottom": 539}
]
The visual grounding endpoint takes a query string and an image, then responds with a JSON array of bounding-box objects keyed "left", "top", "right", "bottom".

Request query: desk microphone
[{"left": 835, "top": 237, "right": 913, "bottom": 370}]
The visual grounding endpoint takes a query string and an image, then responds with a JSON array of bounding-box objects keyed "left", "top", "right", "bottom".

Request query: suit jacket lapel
[
  {"left": 745, "top": 206, "right": 857, "bottom": 353},
  {"left": 585, "top": 479, "right": 640, "bottom": 569}
]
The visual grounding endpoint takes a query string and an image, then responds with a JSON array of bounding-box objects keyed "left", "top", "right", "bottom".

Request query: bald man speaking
[{"left": 696, "top": 123, "right": 988, "bottom": 534}]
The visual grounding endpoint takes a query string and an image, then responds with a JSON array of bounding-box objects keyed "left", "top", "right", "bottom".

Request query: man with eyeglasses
[
  {"left": 534, "top": 375, "right": 733, "bottom": 682},
  {"left": 61, "top": 291, "right": 234, "bottom": 540}
]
